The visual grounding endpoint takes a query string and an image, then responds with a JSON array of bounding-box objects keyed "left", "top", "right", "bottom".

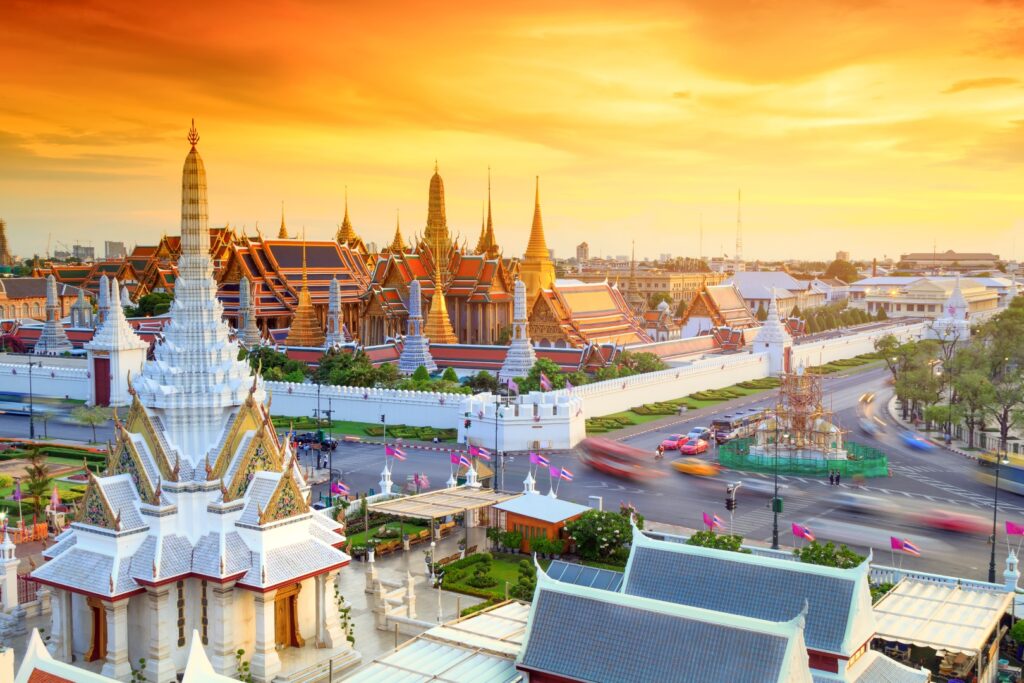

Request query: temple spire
[
  {"left": 424, "top": 163, "right": 449, "bottom": 254},
  {"left": 285, "top": 228, "right": 325, "bottom": 347},
  {"left": 335, "top": 186, "right": 365, "bottom": 251},
  {"left": 389, "top": 210, "right": 407, "bottom": 253},
  {"left": 477, "top": 167, "right": 499, "bottom": 258},
  {"left": 519, "top": 175, "right": 557, "bottom": 302},
  {"left": 278, "top": 201, "right": 289, "bottom": 239}
]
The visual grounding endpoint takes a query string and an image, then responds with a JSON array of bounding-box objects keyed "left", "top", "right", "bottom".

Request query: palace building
[{"left": 31, "top": 123, "right": 357, "bottom": 682}]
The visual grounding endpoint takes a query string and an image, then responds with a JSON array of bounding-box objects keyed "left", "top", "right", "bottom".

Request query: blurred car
[
  {"left": 915, "top": 509, "right": 987, "bottom": 535},
  {"left": 660, "top": 434, "right": 686, "bottom": 451},
  {"left": 687, "top": 427, "right": 712, "bottom": 443},
  {"left": 834, "top": 492, "right": 896, "bottom": 515},
  {"left": 578, "top": 438, "right": 664, "bottom": 480},
  {"left": 858, "top": 417, "right": 880, "bottom": 436},
  {"left": 679, "top": 438, "right": 709, "bottom": 456},
  {"left": 858, "top": 392, "right": 876, "bottom": 404},
  {"left": 737, "top": 478, "right": 787, "bottom": 497},
  {"left": 670, "top": 459, "right": 720, "bottom": 477},
  {"left": 899, "top": 430, "right": 936, "bottom": 452}
]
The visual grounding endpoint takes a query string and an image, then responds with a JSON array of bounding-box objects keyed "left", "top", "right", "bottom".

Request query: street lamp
[
  {"left": 27, "top": 361, "right": 39, "bottom": 440},
  {"left": 989, "top": 440, "right": 1009, "bottom": 583},
  {"left": 771, "top": 429, "right": 787, "bottom": 550}
]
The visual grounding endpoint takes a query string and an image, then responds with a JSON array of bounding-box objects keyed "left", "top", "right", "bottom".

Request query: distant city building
[
  {"left": 104, "top": 240, "right": 126, "bottom": 259},
  {"left": 659, "top": 252, "right": 672, "bottom": 262},
  {"left": 0, "top": 277, "right": 85, "bottom": 321},
  {"left": 72, "top": 243, "right": 95, "bottom": 261},
  {"left": 809, "top": 277, "right": 850, "bottom": 303},
  {"left": 899, "top": 250, "right": 1000, "bottom": 271},
  {"left": 576, "top": 241, "right": 589, "bottom": 262},
  {"left": 575, "top": 268, "right": 726, "bottom": 307},
  {"left": 835, "top": 250, "right": 850, "bottom": 262},
  {"left": 849, "top": 276, "right": 1002, "bottom": 321},
  {"left": 0, "top": 218, "right": 14, "bottom": 266},
  {"left": 725, "top": 271, "right": 826, "bottom": 315}
]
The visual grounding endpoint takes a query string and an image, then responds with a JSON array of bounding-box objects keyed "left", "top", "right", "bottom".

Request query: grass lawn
[
  {"left": 444, "top": 552, "right": 526, "bottom": 600},
  {"left": 347, "top": 521, "right": 428, "bottom": 547}
]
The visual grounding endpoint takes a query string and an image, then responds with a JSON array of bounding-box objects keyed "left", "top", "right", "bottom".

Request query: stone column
[
  {"left": 208, "top": 582, "right": 237, "bottom": 675},
  {"left": 48, "top": 588, "right": 73, "bottom": 661},
  {"left": 0, "top": 533, "right": 18, "bottom": 612},
  {"left": 251, "top": 590, "right": 281, "bottom": 682},
  {"left": 144, "top": 586, "right": 177, "bottom": 683},
  {"left": 320, "top": 570, "right": 345, "bottom": 648},
  {"left": 100, "top": 598, "right": 131, "bottom": 680}
]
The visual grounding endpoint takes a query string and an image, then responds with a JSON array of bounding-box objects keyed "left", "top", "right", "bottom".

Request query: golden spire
[
  {"left": 278, "top": 201, "right": 289, "bottom": 239},
  {"left": 481, "top": 167, "right": 498, "bottom": 259},
  {"left": 475, "top": 201, "right": 487, "bottom": 253},
  {"left": 389, "top": 210, "right": 407, "bottom": 252},
  {"left": 285, "top": 228, "right": 325, "bottom": 347},
  {"left": 187, "top": 119, "right": 199, "bottom": 149},
  {"left": 422, "top": 205, "right": 457, "bottom": 344},
  {"left": 336, "top": 186, "right": 366, "bottom": 251},
  {"left": 424, "top": 162, "right": 449, "bottom": 254},
  {"left": 519, "top": 175, "right": 557, "bottom": 302}
]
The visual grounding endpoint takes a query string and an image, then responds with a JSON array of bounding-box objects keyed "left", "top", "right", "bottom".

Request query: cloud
[
  {"left": 672, "top": 90, "right": 691, "bottom": 98},
  {"left": 942, "top": 77, "right": 1020, "bottom": 93}
]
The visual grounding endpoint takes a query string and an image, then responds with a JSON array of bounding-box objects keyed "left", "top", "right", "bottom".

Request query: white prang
[
  {"left": 132, "top": 139, "right": 263, "bottom": 465},
  {"left": 753, "top": 288, "right": 792, "bottom": 376},
  {"left": 499, "top": 278, "right": 537, "bottom": 382},
  {"left": 397, "top": 278, "right": 437, "bottom": 375},
  {"left": 237, "top": 275, "right": 262, "bottom": 348},
  {"left": 85, "top": 277, "right": 148, "bottom": 407},
  {"left": 324, "top": 276, "right": 345, "bottom": 349},
  {"left": 34, "top": 274, "right": 73, "bottom": 356}
]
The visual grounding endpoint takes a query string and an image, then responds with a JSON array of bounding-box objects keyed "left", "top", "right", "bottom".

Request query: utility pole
[{"left": 27, "top": 361, "right": 38, "bottom": 440}]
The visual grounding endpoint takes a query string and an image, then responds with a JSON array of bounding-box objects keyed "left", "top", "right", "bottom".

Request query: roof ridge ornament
[{"left": 187, "top": 119, "right": 199, "bottom": 149}]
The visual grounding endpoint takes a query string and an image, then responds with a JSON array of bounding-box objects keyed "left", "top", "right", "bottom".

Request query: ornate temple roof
[{"left": 530, "top": 280, "right": 653, "bottom": 348}]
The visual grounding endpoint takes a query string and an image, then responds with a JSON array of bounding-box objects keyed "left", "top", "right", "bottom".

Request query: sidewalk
[{"left": 884, "top": 393, "right": 983, "bottom": 462}]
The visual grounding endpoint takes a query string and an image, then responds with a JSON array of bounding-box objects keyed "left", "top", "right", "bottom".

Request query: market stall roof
[
  {"left": 345, "top": 600, "right": 529, "bottom": 683},
  {"left": 368, "top": 486, "right": 521, "bottom": 520},
  {"left": 873, "top": 579, "right": 1013, "bottom": 655}
]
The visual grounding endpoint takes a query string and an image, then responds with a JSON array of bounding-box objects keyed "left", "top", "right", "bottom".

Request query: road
[{"left": 2, "top": 366, "right": 1013, "bottom": 582}]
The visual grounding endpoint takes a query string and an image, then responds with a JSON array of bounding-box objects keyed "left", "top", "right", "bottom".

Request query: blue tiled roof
[
  {"left": 520, "top": 588, "right": 792, "bottom": 683},
  {"left": 546, "top": 560, "right": 623, "bottom": 592},
  {"left": 623, "top": 542, "right": 855, "bottom": 654}
]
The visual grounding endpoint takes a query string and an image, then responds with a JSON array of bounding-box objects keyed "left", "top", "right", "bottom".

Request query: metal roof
[
  {"left": 345, "top": 601, "right": 528, "bottom": 683},
  {"left": 873, "top": 579, "right": 1012, "bottom": 655},
  {"left": 368, "top": 487, "right": 521, "bottom": 520},
  {"left": 492, "top": 495, "right": 590, "bottom": 524}
]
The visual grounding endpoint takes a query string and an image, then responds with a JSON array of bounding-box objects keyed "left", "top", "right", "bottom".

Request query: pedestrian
[
  {"left": 835, "top": 471, "right": 841, "bottom": 485},
  {"left": 828, "top": 471, "right": 835, "bottom": 486}
]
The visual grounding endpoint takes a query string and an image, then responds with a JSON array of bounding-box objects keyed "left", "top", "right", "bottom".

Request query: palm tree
[{"left": 24, "top": 448, "right": 50, "bottom": 516}]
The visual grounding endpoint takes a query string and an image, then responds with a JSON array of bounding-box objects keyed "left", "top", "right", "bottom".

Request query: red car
[
  {"left": 679, "top": 438, "right": 709, "bottom": 456},
  {"left": 659, "top": 434, "right": 686, "bottom": 451},
  {"left": 916, "top": 509, "right": 987, "bottom": 535}
]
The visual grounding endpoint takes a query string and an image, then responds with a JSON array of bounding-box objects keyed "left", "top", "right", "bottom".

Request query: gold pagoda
[
  {"left": 421, "top": 164, "right": 458, "bottom": 344},
  {"left": 284, "top": 240, "right": 326, "bottom": 347},
  {"left": 519, "top": 177, "right": 556, "bottom": 302},
  {"left": 336, "top": 190, "right": 366, "bottom": 253}
]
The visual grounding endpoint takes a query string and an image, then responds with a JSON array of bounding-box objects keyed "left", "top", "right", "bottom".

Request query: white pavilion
[{"left": 31, "top": 123, "right": 358, "bottom": 683}]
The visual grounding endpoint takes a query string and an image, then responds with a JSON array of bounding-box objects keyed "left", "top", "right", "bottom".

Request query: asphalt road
[{"left": 2, "top": 366, "right": 1014, "bottom": 582}]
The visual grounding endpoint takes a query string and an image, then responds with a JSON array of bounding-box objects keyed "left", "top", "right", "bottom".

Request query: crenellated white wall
[
  {"left": 788, "top": 322, "right": 929, "bottom": 371},
  {"left": 265, "top": 382, "right": 467, "bottom": 427},
  {"left": 461, "top": 392, "right": 586, "bottom": 451},
  {"left": 0, "top": 357, "right": 90, "bottom": 401}
]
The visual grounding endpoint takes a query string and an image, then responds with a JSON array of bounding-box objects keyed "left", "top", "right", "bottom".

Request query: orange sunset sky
[{"left": 1, "top": 0, "right": 1023, "bottom": 262}]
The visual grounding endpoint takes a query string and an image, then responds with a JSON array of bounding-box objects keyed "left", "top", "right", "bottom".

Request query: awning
[
  {"left": 873, "top": 579, "right": 1013, "bottom": 655},
  {"left": 368, "top": 486, "right": 521, "bottom": 520}
]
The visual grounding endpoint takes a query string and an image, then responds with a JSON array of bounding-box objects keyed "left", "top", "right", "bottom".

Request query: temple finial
[
  {"left": 434, "top": 159, "right": 439, "bottom": 174},
  {"left": 301, "top": 228, "right": 308, "bottom": 287},
  {"left": 344, "top": 186, "right": 349, "bottom": 221},
  {"left": 187, "top": 119, "right": 199, "bottom": 148}
]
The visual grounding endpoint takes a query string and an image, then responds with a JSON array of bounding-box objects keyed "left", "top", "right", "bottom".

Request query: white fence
[
  {"left": 0, "top": 359, "right": 89, "bottom": 401},
  {"left": 266, "top": 381, "right": 467, "bottom": 427},
  {"left": 789, "top": 322, "right": 929, "bottom": 370}
]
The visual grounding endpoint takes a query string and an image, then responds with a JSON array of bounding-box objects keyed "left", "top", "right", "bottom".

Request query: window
[{"left": 177, "top": 580, "right": 186, "bottom": 647}]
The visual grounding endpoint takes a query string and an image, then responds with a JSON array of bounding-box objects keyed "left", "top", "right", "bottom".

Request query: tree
[
  {"left": 510, "top": 559, "right": 537, "bottom": 601},
  {"left": 975, "top": 308, "right": 1024, "bottom": 455},
  {"left": 467, "top": 371, "right": 499, "bottom": 393},
  {"left": 564, "top": 509, "right": 633, "bottom": 562},
  {"left": 822, "top": 259, "right": 859, "bottom": 284},
  {"left": 647, "top": 292, "right": 672, "bottom": 309},
  {"left": 794, "top": 541, "right": 864, "bottom": 568},
  {"left": 951, "top": 342, "right": 994, "bottom": 448},
  {"left": 685, "top": 530, "right": 747, "bottom": 552},
  {"left": 755, "top": 303, "right": 768, "bottom": 322},
  {"left": 315, "top": 348, "right": 394, "bottom": 387},
  {"left": 519, "top": 358, "right": 566, "bottom": 393},
  {"left": 125, "top": 292, "right": 173, "bottom": 318},
  {"left": 875, "top": 307, "right": 888, "bottom": 321},
  {"left": 615, "top": 351, "right": 667, "bottom": 374},
  {"left": 674, "top": 299, "right": 688, "bottom": 318},
  {"left": 242, "top": 346, "right": 309, "bottom": 382},
  {"left": 441, "top": 367, "right": 459, "bottom": 383},
  {"left": 23, "top": 448, "right": 51, "bottom": 515},
  {"left": 71, "top": 405, "right": 111, "bottom": 443},
  {"left": 411, "top": 365, "right": 431, "bottom": 382}
]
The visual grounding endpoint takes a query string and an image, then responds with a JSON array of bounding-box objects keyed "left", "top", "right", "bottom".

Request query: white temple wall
[
  {"left": 266, "top": 382, "right": 465, "bottom": 427},
  {"left": 127, "top": 592, "right": 147, "bottom": 669},
  {"left": 71, "top": 592, "right": 91, "bottom": 660},
  {"left": 461, "top": 393, "right": 586, "bottom": 451},
  {"left": 297, "top": 576, "right": 317, "bottom": 643},
  {"left": 0, "top": 358, "right": 89, "bottom": 401},
  {"left": 788, "top": 322, "right": 928, "bottom": 370},
  {"left": 234, "top": 590, "right": 257, "bottom": 662}
]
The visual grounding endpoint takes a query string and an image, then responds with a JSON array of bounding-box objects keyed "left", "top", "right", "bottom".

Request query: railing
[
  {"left": 17, "top": 574, "right": 38, "bottom": 604},
  {"left": 718, "top": 439, "right": 890, "bottom": 478},
  {"left": 868, "top": 565, "right": 1008, "bottom": 593}
]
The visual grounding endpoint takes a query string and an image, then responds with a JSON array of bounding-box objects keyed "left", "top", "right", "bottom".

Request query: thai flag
[
  {"left": 539, "top": 372, "right": 552, "bottom": 391},
  {"left": 458, "top": 454, "right": 473, "bottom": 469},
  {"left": 530, "top": 453, "right": 550, "bottom": 467},
  {"left": 331, "top": 481, "right": 350, "bottom": 496},
  {"left": 449, "top": 452, "right": 460, "bottom": 465},
  {"left": 901, "top": 538, "right": 921, "bottom": 557},
  {"left": 890, "top": 536, "right": 904, "bottom": 551},
  {"left": 712, "top": 514, "right": 725, "bottom": 529},
  {"left": 508, "top": 378, "right": 519, "bottom": 394},
  {"left": 1007, "top": 521, "right": 1024, "bottom": 536},
  {"left": 385, "top": 445, "right": 407, "bottom": 461},
  {"left": 559, "top": 467, "right": 574, "bottom": 482},
  {"left": 475, "top": 446, "right": 492, "bottom": 461},
  {"left": 792, "top": 523, "right": 815, "bottom": 542}
]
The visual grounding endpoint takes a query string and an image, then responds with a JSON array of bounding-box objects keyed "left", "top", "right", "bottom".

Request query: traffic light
[
  {"left": 725, "top": 497, "right": 736, "bottom": 511},
  {"left": 380, "top": 414, "right": 385, "bottom": 423},
  {"left": 464, "top": 419, "right": 472, "bottom": 429}
]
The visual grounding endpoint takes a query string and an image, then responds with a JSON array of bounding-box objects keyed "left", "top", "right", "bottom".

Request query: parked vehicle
[{"left": 678, "top": 438, "right": 709, "bottom": 456}]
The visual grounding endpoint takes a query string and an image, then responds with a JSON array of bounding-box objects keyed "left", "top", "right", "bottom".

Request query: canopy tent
[
  {"left": 367, "top": 486, "right": 521, "bottom": 521},
  {"left": 873, "top": 579, "right": 1012, "bottom": 656}
]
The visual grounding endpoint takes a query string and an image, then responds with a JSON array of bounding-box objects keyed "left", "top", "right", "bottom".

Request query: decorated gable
[
  {"left": 259, "top": 469, "right": 309, "bottom": 525},
  {"left": 226, "top": 432, "right": 284, "bottom": 501},
  {"left": 78, "top": 476, "right": 119, "bottom": 530}
]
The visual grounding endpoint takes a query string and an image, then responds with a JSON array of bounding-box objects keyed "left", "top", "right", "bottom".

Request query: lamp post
[
  {"left": 989, "top": 439, "right": 1008, "bottom": 584},
  {"left": 27, "top": 361, "right": 38, "bottom": 440},
  {"left": 771, "top": 428, "right": 787, "bottom": 550}
]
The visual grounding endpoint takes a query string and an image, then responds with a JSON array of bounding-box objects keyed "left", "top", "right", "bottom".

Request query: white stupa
[
  {"left": 397, "top": 278, "right": 437, "bottom": 374},
  {"left": 752, "top": 288, "right": 792, "bottom": 376},
  {"left": 499, "top": 278, "right": 537, "bottom": 383},
  {"left": 33, "top": 122, "right": 359, "bottom": 683},
  {"left": 324, "top": 276, "right": 346, "bottom": 349},
  {"left": 237, "top": 275, "right": 262, "bottom": 348},
  {"left": 33, "top": 274, "right": 73, "bottom": 355}
]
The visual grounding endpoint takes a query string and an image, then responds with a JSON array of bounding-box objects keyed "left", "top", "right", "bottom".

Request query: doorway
[
  {"left": 274, "top": 583, "right": 304, "bottom": 648},
  {"left": 86, "top": 597, "right": 107, "bottom": 662}
]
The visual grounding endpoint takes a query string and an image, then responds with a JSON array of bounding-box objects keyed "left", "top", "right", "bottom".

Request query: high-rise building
[
  {"left": 576, "top": 241, "right": 589, "bottom": 262},
  {"left": 105, "top": 241, "right": 126, "bottom": 259},
  {"left": 72, "top": 243, "right": 95, "bottom": 261},
  {"left": 836, "top": 250, "right": 850, "bottom": 262},
  {"left": 0, "top": 218, "right": 14, "bottom": 266}
]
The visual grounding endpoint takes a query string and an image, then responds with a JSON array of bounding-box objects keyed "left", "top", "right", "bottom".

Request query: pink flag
[
  {"left": 385, "top": 445, "right": 407, "bottom": 461},
  {"left": 450, "top": 452, "right": 460, "bottom": 465},
  {"left": 549, "top": 466, "right": 560, "bottom": 478},
  {"left": 1007, "top": 521, "right": 1024, "bottom": 536},
  {"left": 890, "top": 536, "right": 905, "bottom": 551},
  {"left": 702, "top": 512, "right": 714, "bottom": 529},
  {"left": 565, "top": 379, "right": 574, "bottom": 391},
  {"left": 508, "top": 378, "right": 519, "bottom": 394},
  {"left": 530, "top": 453, "right": 550, "bottom": 467}
]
